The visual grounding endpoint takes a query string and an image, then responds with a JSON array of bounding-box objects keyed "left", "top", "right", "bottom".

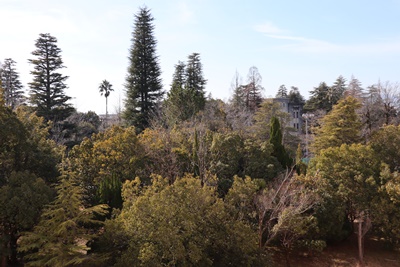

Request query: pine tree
[
  {"left": 123, "top": 7, "right": 163, "bottom": 131},
  {"left": 329, "top": 75, "right": 347, "bottom": 105},
  {"left": 1, "top": 58, "right": 25, "bottom": 109},
  {"left": 276, "top": 84, "right": 288, "bottom": 98},
  {"left": 28, "top": 33, "right": 74, "bottom": 122},
  {"left": 304, "top": 82, "right": 331, "bottom": 112},
  {"left": 288, "top": 86, "right": 305, "bottom": 105}
]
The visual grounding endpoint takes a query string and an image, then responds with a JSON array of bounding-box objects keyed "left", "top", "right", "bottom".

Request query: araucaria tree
[
  {"left": 165, "top": 61, "right": 187, "bottom": 124},
  {"left": 1, "top": 58, "right": 25, "bottom": 109},
  {"left": 29, "top": 33, "right": 74, "bottom": 122},
  {"left": 185, "top": 52, "right": 207, "bottom": 114},
  {"left": 124, "top": 7, "right": 163, "bottom": 131},
  {"left": 165, "top": 53, "right": 207, "bottom": 124}
]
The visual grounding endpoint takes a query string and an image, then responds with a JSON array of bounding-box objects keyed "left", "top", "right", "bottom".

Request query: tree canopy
[{"left": 312, "top": 96, "right": 362, "bottom": 154}]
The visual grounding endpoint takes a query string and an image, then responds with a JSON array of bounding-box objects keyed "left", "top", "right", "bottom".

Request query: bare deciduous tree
[
  {"left": 377, "top": 81, "right": 400, "bottom": 125},
  {"left": 245, "top": 66, "right": 264, "bottom": 112},
  {"left": 254, "top": 169, "right": 319, "bottom": 266},
  {"left": 361, "top": 81, "right": 400, "bottom": 139}
]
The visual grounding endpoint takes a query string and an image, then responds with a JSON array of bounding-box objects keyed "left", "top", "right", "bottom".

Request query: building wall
[{"left": 272, "top": 97, "right": 304, "bottom": 133}]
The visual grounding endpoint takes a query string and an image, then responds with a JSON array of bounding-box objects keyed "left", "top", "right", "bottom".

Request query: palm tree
[{"left": 99, "top": 80, "right": 114, "bottom": 126}]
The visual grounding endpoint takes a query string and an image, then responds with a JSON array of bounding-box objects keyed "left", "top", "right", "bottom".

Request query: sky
[{"left": 1, "top": 0, "right": 400, "bottom": 114}]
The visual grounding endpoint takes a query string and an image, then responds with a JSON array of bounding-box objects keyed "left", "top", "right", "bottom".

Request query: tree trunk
[
  {"left": 9, "top": 232, "right": 18, "bottom": 266},
  {"left": 358, "top": 221, "right": 364, "bottom": 267},
  {"left": 1, "top": 254, "right": 7, "bottom": 267},
  {"left": 284, "top": 248, "right": 291, "bottom": 267},
  {"left": 105, "top": 96, "right": 108, "bottom": 128}
]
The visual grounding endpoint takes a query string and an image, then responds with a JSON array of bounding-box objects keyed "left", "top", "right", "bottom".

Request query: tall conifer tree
[
  {"left": 28, "top": 33, "right": 73, "bottom": 122},
  {"left": 1, "top": 58, "right": 25, "bottom": 109},
  {"left": 329, "top": 75, "right": 347, "bottom": 105},
  {"left": 165, "top": 54, "right": 207, "bottom": 124},
  {"left": 165, "top": 61, "right": 188, "bottom": 124},
  {"left": 304, "top": 82, "right": 331, "bottom": 112},
  {"left": 123, "top": 7, "right": 163, "bottom": 131},
  {"left": 276, "top": 84, "right": 288, "bottom": 98},
  {"left": 185, "top": 52, "right": 206, "bottom": 114}
]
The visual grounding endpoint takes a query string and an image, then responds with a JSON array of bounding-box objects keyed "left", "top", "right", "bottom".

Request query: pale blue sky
[{"left": 1, "top": 0, "right": 400, "bottom": 114}]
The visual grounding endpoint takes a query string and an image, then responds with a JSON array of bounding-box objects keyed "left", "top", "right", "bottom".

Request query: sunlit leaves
[
  {"left": 112, "top": 174, "right": 264, "bottom": 266},
  {"left": 312, "top": 96, "right": 362, "bottom": 154}
]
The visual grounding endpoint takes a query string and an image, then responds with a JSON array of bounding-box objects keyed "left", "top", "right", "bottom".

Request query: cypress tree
[
  {"left": 269, "top": 116, "right": 292, "bottom": 168},
  {"left": 28, "top": 33, "right": 74, "bottom": 122},
  {"left": 123, "top": 7, "right": 163, "bottom": 131}
]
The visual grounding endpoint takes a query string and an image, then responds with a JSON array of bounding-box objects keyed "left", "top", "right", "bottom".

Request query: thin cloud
[
  {"left": 265, "top": 33, "right": 400, "bottom": 55},
  {"left": 266, "top": 34, "right": 339, "bottom": 53},
  {"left": 254, "top": 22, "right": 400, "bottom": 55},
  {"left": 254, "top": 22, "right": 284, "bottom": 34}
]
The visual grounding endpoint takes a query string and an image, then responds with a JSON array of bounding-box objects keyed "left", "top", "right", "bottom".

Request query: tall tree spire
[{"left": 123, "top": 7, "right": 163, "bottom": 132}]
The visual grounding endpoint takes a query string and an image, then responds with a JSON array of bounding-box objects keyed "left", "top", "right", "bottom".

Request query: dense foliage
[{"left": 1, "top": 6, "right": 400, "bottom": 267}]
